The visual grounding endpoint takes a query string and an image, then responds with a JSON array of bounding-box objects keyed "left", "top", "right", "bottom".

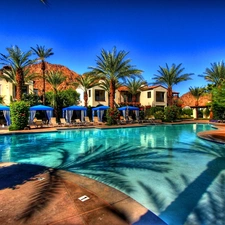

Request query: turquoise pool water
[{"left": 1, "top": 124, "right": 225, "bottom": 225}]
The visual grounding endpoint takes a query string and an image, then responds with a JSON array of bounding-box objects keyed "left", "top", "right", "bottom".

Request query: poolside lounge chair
[
  {"left": 118, "top": 116, "right": 127, "bottom": 125},
  {"left": 128, "top": 116, "right": 135, "bottom": 123},
  {"left": 34, "top": 120, "right": 43, "bottom": 128},
  {"left": 75, "top": 119, "right": 84, "bottom": 126},
  {"left": 50, "top": 117, "right": 59, "bottom": 127},
  {"left": 84, "top": 116, "right": 94, "bottom": 126},
  {"left": 60, "top": 118, "right": 71, "bottom": 126},
  {"left": 145, "top": 115, "right": 155, "bottom": 124},
  {"left": 93, "top": 116, "right": 103, "bottom": 125}
]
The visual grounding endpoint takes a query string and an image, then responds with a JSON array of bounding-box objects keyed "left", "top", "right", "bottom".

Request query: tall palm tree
[
  {"left": 88, "top": 47, "right": 143, "bottom": 108},
  {"left": 98, "top": 79, "right": 122, "bottom": 106},
  {"left": 1, "top": 66, "right": 37, "bottom": 86},
  {"left": 0, "top": 46, "right": 35, "bottom": 101},
  {"left": 45, "top": 71, "right": 66, "bottom": 120},
  {"left": 31, "top": 45, "right": 54, "bottom": 105},
  {"left": 189, "top": 86, "right": 205, "bottom": 106},
  {"left": 200, "top": 61, "right": 225, "bottom": 87},
  {"left": 73, "top": 73, "right": 99, "bottom": 107},
  {"left": 152, "top": 63, "right": 193, "bottom": 106},
  {"left": 125, "top": 78, "right": 147, "bottom": 105}
]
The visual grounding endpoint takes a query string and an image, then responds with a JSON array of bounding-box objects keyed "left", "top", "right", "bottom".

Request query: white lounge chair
[
  {"left": 60, "top": 118, "right": 71, "bottom": 126},
  {"left": 93, "top": 116, "right": 103, "bottom": 125},
  {"left": 50, "top": 117, "right": 59, "bottom": 127},
  {"left": 84, "top": 116, "right": 94, "bottom": 126}
]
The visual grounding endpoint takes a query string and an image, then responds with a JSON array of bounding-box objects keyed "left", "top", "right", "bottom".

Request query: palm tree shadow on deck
[{"left": 0, "top": 163, "right": 47, "bottom": 190}]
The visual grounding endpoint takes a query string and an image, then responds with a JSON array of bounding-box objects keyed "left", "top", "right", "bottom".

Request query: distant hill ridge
[
  {"left": 180, "top": 92, "right": 211, "bottom": 107},
  {"left": 28, "top": 62, "right": 79, "bottom": 95}
]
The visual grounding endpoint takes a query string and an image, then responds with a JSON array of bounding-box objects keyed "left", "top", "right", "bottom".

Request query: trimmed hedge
[{"left": 9, "top": 101, "right": 29, "bottom": 130}]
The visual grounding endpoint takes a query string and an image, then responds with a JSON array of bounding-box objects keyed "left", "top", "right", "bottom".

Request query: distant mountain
[
  {"left": 28, "top": 62, "right": 79, "bottom": 94},
  {"left": 180, "top": 92, "right": 211, "bottom": 107}
]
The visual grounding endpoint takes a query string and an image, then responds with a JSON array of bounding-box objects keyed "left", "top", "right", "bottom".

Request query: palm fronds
[{"left": 16, "top": 168, "right": 63, "bottom": 222}]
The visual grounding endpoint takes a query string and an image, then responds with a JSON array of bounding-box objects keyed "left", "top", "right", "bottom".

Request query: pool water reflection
[{"left": 1, "top": 124, "right": 225, "bottom": 225}]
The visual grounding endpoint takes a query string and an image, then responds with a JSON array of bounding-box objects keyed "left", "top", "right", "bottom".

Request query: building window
[
  {"left": 33, "top": 89, "right": 39, "bottom": 95},
  {"left": 22, "top": 85, "right": 28, "bottom": 94},
  {"left": 95, "top": 90, "right": 105, "bottom": 101},
  {"left": 147, "top": 91, "right": 151, "bottom": 98},
  {"left": 156, "top": 91, "right": 165, "bottom": 102},
  {"left": 89, "top": 90, "right": 91, "bottom": 97},
  {"left": 14, "top": 85, "right": 29, "bottom": 98}
]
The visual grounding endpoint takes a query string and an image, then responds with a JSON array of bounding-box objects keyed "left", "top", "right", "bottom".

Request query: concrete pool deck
[
  {"left": 0, "top": 120, "right": 224, "bottom": 225},
  {"left": 0, "top": 163, "right": 166, "bottom": 225}
]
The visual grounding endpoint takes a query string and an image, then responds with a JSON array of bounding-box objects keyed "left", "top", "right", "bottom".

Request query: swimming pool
[{"left": 1, "top": 124, "right": 225, "bottom": 225}]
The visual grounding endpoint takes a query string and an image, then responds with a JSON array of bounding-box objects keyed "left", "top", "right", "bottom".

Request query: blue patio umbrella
[
  {"left": 92, "top": 105, "right": 109, "bottom": 122},
  {"left": 63, "top": 105, "right": 87, "bottom": 122},
  {"left": 0, "top": 105, "right": 10, "bottom": 111},
  {"left": 0, "top": 104, "right": 10, "bottom": 126},
  {"left": 29, "top": 104, "right": 54, "bottom": 122},
  {"left": 30, "top": 105, "right": 54, "bottom": 111},
  {"left": 118, "top": 106, "right": 139, "bottom": 119},
  {"left": 118, "top": 106, "right": 139, "bottom": 111}
]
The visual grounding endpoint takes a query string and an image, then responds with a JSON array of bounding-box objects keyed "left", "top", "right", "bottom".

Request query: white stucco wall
[
  {"left": 0, "top": 79, "right": 34, "bottom": 105},
  {"left": 140, "top": 86, "right": 167, "bottom": 107},
  {"left": 0, "top": 79, "right": 12, "bottom": 105}
]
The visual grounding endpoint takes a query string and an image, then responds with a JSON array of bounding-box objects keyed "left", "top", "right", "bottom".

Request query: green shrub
[
  {"left": 10, "top": 101, "right": 29, "bottom": 130},
  {"left": 154, "top": 111, "right": 165, "bottom": 120},
  {"left": 164, "top": 105, "right": 180, "bottom": 122},
  {"left": 181, "top": 108, "right": 193, "bottom": 116},
  {"left": 106, "top": 108, "right": 120, "bottom": 125}
]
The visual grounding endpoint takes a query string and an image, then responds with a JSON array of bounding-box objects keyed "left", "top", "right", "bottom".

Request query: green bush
[
  {"left": 212, "top": 103, "right": 225, "bottom": 119},
  {"left": 154, "top": 111, "right": 165, "bottom": 120},
  {"left": 106, "top": 108, "right": 120, "bottom": 125},
  {"left": 164, "top": 105, "right": 180, "bottom": 122},
  {"left": 181, "top": 108, "right": 193, "bottom": 116},
  {"left": 9, "top": 101, "right": 29, "bottom": 130},
  {"left": 145, "top": 106, "right": 164, "bottom": 118}
]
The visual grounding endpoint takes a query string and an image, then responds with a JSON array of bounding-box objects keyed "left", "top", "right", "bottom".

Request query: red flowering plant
[{"left": 106, "top": 108, "right": 120, "bottom": 125}]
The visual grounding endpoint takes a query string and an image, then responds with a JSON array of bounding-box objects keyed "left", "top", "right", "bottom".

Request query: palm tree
[
  {"left": 45, "top": 71, "right": 66, "bottom": 120},
  {"left": 125, "top": 78, "right": 147, "bottom": 105},
  {"left": 0, "top": 46, "right": 35, "bottom": 101},
  {"left": 189, "top": 86, "right": 205, "bottom": 106},
  {"left": 88, "top": 47, "right": 143, "bottom": 108},
  {"left": 31, "top": 45, "right": 54, "bottom": 105},
  {"left": 1, "top": 66, "right": 37, "bottom": 86},
  {"left": 200, "top": 61, "right": 225, "bottom": 87},
  {"left": 98, "top": 79, "right": 122, "bottom": 106},
  {"left": 73, "top": 73, "right": 99, "bottom": 107},
  {"left": 152, "top": 63, "right": 193, "bottom": 106}
]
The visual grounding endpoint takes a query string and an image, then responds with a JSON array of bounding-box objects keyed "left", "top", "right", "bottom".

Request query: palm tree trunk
[
  {"left": 167, "top": 86, "right": 173, "bottom": 106},
  {"left": 16, "top": 68, "right": 23, "bottom": 101},
  {"left": 132, "top": 95, "right": 136, "bottom": 106},
  {"left": 41, "top": 61, "right": 46, "bottom": 105},
  {"left": 84, "top": 91, "right": 88, "bottom": 107},
  {"left": 109, "top": 81, "right": 115, "bottom": 108}
]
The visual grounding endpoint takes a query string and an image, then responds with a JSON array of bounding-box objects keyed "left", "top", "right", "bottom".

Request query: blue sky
[{"left": 1, "top": 0, "right": 225, "bottom": 95}]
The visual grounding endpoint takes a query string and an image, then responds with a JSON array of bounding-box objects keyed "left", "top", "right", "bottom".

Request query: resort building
[
  {"left": 0, "top": 78, "right": 34, "bottom": 105},
  {"left": 86, "top": 83, "right": 169, "bottom": 108}
]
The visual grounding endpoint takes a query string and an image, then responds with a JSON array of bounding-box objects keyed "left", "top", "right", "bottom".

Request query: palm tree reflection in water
[
  {"left": 57, "top": 143, "right": 171, "bottom": 193},
  {"left": 137, "top": 141, "right": 225, "bottom": 225}
]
